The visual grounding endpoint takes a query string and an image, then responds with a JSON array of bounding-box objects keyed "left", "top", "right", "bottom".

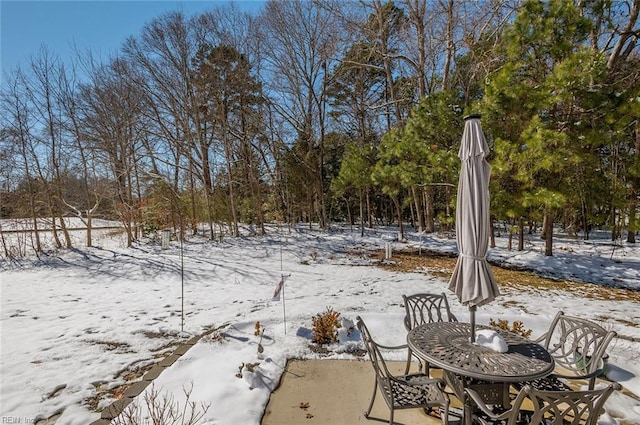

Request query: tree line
[{"left": 0, "top": 0, "right": 638, "bottom": 256}]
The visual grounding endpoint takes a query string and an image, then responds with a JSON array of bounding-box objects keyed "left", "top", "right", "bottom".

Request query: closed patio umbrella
[{"left": 448, "top": 114, "right": 500, "bottom": 343}]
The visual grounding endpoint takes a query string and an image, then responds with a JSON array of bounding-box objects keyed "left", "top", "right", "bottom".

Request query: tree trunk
[
  {"left": 518, "top": 217, "right": 524, "bottom": 251},
  {"left": 0, "top": 222, "right": 9, "bottom": 257},
  {"left": 84, "top": 214, "right": 92, "bottom": 247},
  {"left": 440, "top": 0, "right": 455, "bottom": 90},
  {"left": 16, "top": 114, "right": 42, "bottom": 253},
  {"left": 222, "top": 124, "right": 239, "bottom": 237},
  {"left": 366, "top": 189, "right": 373, "bottom": 228},
  {"left": 412, "top": 186, "right": 425, "bottom": 232},
  {"left": 489, "top": 217, "right": 496, "bottom": 248},
  {"left": 50, "top": 213, "right": 62, "bottom": 249},
  {"left": 543, "top": 211, "right": 554, "bottom": 256},
  {"left": 611, "top": 207, "right": 619, "bottom": 241},
  {"left": 628, "top": 202, "right": 637, "bottom": 243},
  {"left": 408, "top": 200, "right": 416, "bottom": 229},
  {"left": 359, "top": 188, "right": 365, "bottom": 237},
  {"left": 582, "top": 198, "right": 590, "bottom": 241},
  {"left": 423, "top": 187, "right": 435, "bottom": 233},
  {"left": 392, "top": 196, "right": 405, "bottom": 240},
  {"left": 628, "top": 121, "right": 639, "bottom": 243},
  {"left": 407, "top": 0, "right": 427, "bottom": 97}
]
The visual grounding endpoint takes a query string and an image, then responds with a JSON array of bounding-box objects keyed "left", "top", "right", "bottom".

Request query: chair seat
[
  {"left": 382, "top": 374, "right": 448, "bottom": 408},
  {"left": 515, "top": 374, "right": 573, "bottom": 392},
  {"left": 356, "top": 316, "right": 450, "bottom": 425}
]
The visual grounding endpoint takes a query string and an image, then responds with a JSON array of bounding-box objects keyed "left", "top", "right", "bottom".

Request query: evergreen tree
[
  {"left": 481, "top": 0, "right": 594, "bottom": 256},
  {"left": 400, "top": 91, "right": 462, "bottom": 232},
  {"left": 332, "top": 140, "right": 377, "bottom": 235},
  {"left": 191, "top": 44, "right": 263, "bottom": 236},
  {"left": 372, "top": 127, "right": 407, "bottom": 238}
]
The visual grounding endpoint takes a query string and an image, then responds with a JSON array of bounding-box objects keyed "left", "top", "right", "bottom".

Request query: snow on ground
[{"left": 0, "top": 222, "right": 639, "bottom": 424}]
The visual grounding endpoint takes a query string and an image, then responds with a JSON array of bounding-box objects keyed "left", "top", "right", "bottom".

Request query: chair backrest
[
  {"left": 467, "top": 384, "right": 618, "bottom": 425},
  {"left": 527, "top": 384, "right": 617, "bottom": 425},
  {"left": 541, "top": 311, "right": 616, "bottom": 377},
  {"left": 356, "top": 316, "right": 392, "bottom": 381},
  {"left": 402, "top": 293, "right": 458, "bottom": 331}
]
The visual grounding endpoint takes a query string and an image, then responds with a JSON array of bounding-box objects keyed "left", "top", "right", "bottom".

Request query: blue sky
[{"left": 1, "top": 0, "right": 264, "bottom": 78}]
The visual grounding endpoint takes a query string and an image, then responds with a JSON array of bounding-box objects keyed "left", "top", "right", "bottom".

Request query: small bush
[
  {"left": 489, "top": 318, "right": 532, "bottom": 339},
  {"left": 312, "top": 307, "right": 341, "bottom": 345},
  {"left": 111, "top": 383, "right": 210, "bottom": 425}
]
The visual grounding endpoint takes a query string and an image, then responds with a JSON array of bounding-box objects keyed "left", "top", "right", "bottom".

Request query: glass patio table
[{"left": 407, "top": 321, "right": 554, "bottom": 425}]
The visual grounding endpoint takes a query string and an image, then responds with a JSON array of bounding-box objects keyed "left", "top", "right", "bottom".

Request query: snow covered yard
[{"left": 1, "top": 223, "right": 639, "bottom": 424}]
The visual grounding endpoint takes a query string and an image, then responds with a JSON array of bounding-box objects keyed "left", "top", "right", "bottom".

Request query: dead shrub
[
  {"left": 312, "top": 307, "right": 341, "bottom": 345},
  {"left": 489, "top": 318, "right": 533, "bottom": 339}
]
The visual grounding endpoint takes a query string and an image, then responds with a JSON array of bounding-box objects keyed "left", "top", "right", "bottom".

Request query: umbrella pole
[{"left": 470, "top": 305, "right": 477, "bottom": 343}]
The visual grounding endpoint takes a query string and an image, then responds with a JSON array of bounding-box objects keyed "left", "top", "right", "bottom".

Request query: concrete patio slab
[{"left": 261, "top": 359, "right": 459, "bottom": 425}]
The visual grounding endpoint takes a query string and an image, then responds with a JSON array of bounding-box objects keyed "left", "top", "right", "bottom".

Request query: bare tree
[
  {"left": 259, "top": 0, "right": 341, "bottom": 228},
  {"left": 78, "top": 57, "right": 146, "bottom": 247},
  {"left": 124, "top": 11, "right": 226, "bottom": 239},
  {"left": 581, "top": 0, "right": 640, "bottom": 242},
  {"left": 57, "top": 59, "right": 103, "bottom": 247},
  {"left": 602, "top": 0, "right": 640, "bottom": 70},
  {"left": 0, "top": 70, "right": 43, "bottom": 253},
  {"left": 25, "top": 48, "right": 73, "bottom": 248}
]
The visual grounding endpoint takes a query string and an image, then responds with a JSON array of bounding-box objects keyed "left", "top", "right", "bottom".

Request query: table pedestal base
[{"left": 444, "top": 371, "right": 510, "bottom": 425}]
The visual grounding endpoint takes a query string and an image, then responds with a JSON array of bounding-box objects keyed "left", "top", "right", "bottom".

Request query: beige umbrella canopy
[{"left": 448, "top": 114, "right": 500, "bottom": 343}]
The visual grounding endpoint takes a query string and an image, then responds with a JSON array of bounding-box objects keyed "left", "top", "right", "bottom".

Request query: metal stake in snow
[
  {"left": 274, "top": 223, "right": 288, "bottom": 334},
  {"left": 180, "top": 226, "right": 184, "bottom": 333},
  {"left": 281, "top": 274, "right": 287, "bottom": 334}
]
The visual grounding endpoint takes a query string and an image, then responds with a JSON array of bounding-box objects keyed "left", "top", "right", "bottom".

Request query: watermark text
[{"left": 1, "top": 417, "right": 35, "bottom": 424}]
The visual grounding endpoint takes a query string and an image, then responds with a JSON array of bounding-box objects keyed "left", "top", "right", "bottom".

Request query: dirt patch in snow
[{"left": 371, "top": 248, "right": 639, "bottom": 305}]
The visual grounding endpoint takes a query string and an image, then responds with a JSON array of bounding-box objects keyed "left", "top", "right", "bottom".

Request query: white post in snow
[
  {"left": 385, "top": 242, "right": 392, "bottom": 260},
  {"left": 161, "top": 229, "right": 171, "bottom": 250}
]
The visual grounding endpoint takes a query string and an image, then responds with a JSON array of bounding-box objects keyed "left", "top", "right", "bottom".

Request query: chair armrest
[
  {"left": 530, "top": 332, "right": 547, "bottom": 344},
  {"left": 376, "top": 343, "right": 409, "bottom": 351},
  {"left": 552, "top": 369, "right": 603, "bottom": 381},
  {"left": 554, "top": 355, "right": 607, "bottom": 380}
]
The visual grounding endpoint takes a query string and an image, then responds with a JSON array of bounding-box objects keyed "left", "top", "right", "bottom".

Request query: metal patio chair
[
  {"left": 356, "top": 316, "right": 450, "bottom": 425},
  {"left": 402, "top": 292, "right": 458, "bottom": 374},
  {"left": 465, "top": 383, "right": 620, "bottom": 425},
  {"left": 528, "top": 311, "right": 616, "bottom": 391}
]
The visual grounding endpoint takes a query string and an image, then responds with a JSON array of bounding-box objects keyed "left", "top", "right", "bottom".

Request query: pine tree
[
  {"left": 481, "top": 0, "right": 594, "bottom": 256},
  {"left": 400, "top": 91, "right": 462, "bottom": 232}
]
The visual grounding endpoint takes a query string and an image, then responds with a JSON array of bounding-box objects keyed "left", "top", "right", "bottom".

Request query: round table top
[{"left": 407, "top": 321, "right": 554, "bottom": 382}]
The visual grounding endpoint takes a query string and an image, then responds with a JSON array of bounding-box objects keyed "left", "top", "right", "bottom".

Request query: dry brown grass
[
  {"left": 84, "top": 339, "right": 133, "bottom": 352},
  {"left": 372, "top": 248, "right": 639, "bottom": 317}
]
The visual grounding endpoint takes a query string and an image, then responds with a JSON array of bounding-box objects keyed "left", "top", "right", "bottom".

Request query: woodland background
[{"left": 1, "top": 0, "right": 639, "bottom": 257}]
